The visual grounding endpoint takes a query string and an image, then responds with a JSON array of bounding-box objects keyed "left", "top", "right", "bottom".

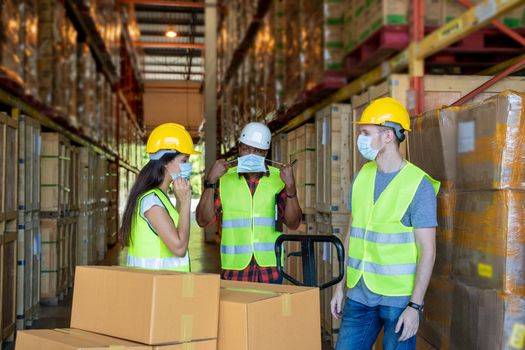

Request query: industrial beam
[{"left": 136, "top": 42, "right": 204, "bottom": 49}]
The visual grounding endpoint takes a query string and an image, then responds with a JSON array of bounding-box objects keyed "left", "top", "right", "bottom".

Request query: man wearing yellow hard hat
[
  {"left": 196, "top": 122, "right": 302, "bottom": 284},
  {"left": 119, "top": 123, "right": 200, "bottom": 271},
  {"left": 331, "top": 98, "right": 440, "bottom": 349}
]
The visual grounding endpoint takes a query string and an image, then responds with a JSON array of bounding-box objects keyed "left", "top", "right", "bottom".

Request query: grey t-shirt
[{"left": 346, "top": 168, "right": 438, "bottom": 308}]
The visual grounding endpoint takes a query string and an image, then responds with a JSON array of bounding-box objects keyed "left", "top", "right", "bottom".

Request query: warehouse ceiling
[{"left": 131, "top": 0, "right": 205, "bottom": 81}]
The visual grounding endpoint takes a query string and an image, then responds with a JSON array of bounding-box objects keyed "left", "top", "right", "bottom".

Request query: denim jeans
[{"left": 335, "top": 298, "right": 416, "bottom": 350}]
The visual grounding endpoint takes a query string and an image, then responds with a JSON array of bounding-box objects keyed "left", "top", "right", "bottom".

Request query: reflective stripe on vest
[
  {"left": 127, "top": 188, "right": 190, "bottom": 272},
  {"left": 347, "top": 161, "right": 440, "bottom": 296},
  {"left": 127, "top": 253, "right": 190, "bottom": 270},
  {"left": 219, "top": 166, "right": 285, "bottom": 270}
]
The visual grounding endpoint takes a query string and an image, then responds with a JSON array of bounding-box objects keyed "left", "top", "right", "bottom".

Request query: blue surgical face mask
[
  {"left": 237, "top": 154, "right": 266, "bottom": 173},
  {"left": 357, "top": 134, "right": 381, "bottom": 161},
  {"left": 171, "top": 162, "right": 192, "bottom": 180}
]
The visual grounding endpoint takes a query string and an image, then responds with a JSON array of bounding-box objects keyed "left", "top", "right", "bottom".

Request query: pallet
[
  {"left": 316, "top": 104, "right": 352, "bottom": 214},
  {"left": 345, "top": 25, "right": 410, "bottom": 77}
]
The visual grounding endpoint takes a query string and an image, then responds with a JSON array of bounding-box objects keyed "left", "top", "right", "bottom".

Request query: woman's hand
[{"left": 173, "top": 178, "right": 192, "bottom": 204}]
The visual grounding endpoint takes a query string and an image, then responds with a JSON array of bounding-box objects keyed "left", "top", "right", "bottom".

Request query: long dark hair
[{"left": 119, "top": 153, "right": 178, "bottom": 246}]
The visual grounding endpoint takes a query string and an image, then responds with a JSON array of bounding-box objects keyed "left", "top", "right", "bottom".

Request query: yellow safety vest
[
  {"left": 127, "top": 188, "right": 190, "bottom": 271},
  {"left": 219, "top": 166, "right": 285, "bottom": 270},
  {"left": 347, "top": 161, "right": 439, "bottom": 296}
]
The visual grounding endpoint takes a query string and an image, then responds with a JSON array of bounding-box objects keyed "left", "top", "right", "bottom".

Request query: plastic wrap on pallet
[
  {"left": 424, "top": 0, "right": 443, "bottom": 27},
  {"left": 419, "top": 275, "right": 453, "bottom": 350},
  {"left": 64, "top": 19, "right": 78, "bottom": 128},
  {"left": 409, "top": 107, "right": 462, "bottom": 191},
  {"left": 37, "top": 0, "right": 66, "bottom": 112},
  {"left": 451, "top": 281, "right": 525, "bottom": 350},
  {"left": 0, "top": 0, "right": 23, "bottom": 84},
  {"left": 456, "top": 91, "right": 525, "bottom": 192},
  {"left": 77, "top": 43, "right": 97, "bottom": 138},
  {"left": 21, "top": 0, "right": 38, "bottom": 96},
  {"left": 342, "top": 0, "right": 356, "bottom": 53},
  {"left": 453, "top": 190, "right": 525, "bottom": 296},
  {"left": 283, "top": 0, "right": 303, "bottom": 109},
  {"left": 302, "top": 0, "right": 344, "bottom": 93}
]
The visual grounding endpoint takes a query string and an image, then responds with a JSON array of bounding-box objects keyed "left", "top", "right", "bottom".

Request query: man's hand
[
  {"left": 330, "top": 285, "right": 345, "bottom": 320},
  {"left": 207, "top": 159, "right": 230, "bottom": 183},
  {"left": 395, "top": 307, "right": 420, "bottom": 341},
  {"left": 280, "top": 163, "right": 296, "bottom": 189}
]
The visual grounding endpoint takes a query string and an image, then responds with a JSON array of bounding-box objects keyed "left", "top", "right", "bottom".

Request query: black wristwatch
[
  {"left": 407, "top": 301, "right": 424, "bottom": 314},
  {"left": 204, "top": 179, "right": 218, "bottom": 189}
]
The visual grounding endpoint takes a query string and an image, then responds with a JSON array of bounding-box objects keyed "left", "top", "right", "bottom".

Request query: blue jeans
[{"left": 336, "top": 298, "right": 416, "bottom": 350}]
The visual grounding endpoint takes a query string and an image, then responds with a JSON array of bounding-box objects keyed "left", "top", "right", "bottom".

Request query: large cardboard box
[
  {"left": 218, "top": 280, "right": 321, "bottom": 350},
  {"left": 15, "top": 329, "right": 218, "bottom": 350},
  {"left": 434, "top": 190, "right": 456, "bottom": 278},
  {"left": 453, "top": 191, "right": 525, "bottom": 296},
  {"left": 409, "top": 107, "right": 461, "bottom": 190},
  {"left": 71, "top": 266, "right": 220, "bottom": 345},
  {"left": 451, "top": 281, "right": 525, "bottom": 350},
  {"left": 456, "top": 91, "right": 525, "bottom": 192}
]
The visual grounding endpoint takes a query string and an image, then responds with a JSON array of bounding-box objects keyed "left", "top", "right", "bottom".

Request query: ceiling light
[{"left": 165, "top": 26, "right": 177, "bottom": 38}]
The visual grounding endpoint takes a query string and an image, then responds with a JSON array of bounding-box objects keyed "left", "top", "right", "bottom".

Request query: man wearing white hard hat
[{"left": 196, "top": 122, "right": 302, "bottom": 283}]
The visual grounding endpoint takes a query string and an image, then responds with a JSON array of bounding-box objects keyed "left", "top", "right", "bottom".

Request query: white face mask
[{"left": 357, "top": 134, "right": 381, "bottom": 160}]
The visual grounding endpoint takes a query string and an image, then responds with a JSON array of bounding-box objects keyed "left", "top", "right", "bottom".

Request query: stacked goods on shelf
[
  {"left": 21, "top": 0, "right": 38, "bottom": 97},
  {"left": 94, "top": 155, "right": 109, "bottom": 261},
  {"left": 107, "top": 162, "right": 119, "bottom": 246},
  {"left": 77, "top": 148, "right": 95, "bottom": 266},
  {"left": 16, "top": 115, "right": 41, "bottom": 329},
  {"left": 77, "top": 43, "right": 97, "bottom": 138},
  {"left": 0, "top": 109, "right": 18, "bottom": 342},
  {"left": 450, "top": 91, "right": 525, "bottom": 350},
  {"left": 40, "top": 132, "right": 73, "bottom": 304},
  {"left": 315, "top": 104, "right": 352, "bottom": 214},
  {"left": 287, "top": 124, "right": 316, "bottom": 215},
  {"left": 352, "top": 74, "right": 525, "bottom": 173},
  {"left": 409, "top": 106, "right": 460, "bottom": 349},
  {"left": 316, "top": 212, "right": 349, "bottom": 347},
  {"left": 0, "top": 0, "right": 23, "bottom": 84},
  {"left": 282, "top": 0, "right": 302, "bottom": 109},
  {"left": 37, "top": 0, "right": 78, "bottom": 122},
  {"left": 301, "top": 0, "right": 345, "bottom": 94}
]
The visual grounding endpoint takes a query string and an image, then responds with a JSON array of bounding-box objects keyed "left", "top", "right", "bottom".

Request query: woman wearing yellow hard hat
[{"left": 119, "top": 123, "right": 200, "bottom": 271}]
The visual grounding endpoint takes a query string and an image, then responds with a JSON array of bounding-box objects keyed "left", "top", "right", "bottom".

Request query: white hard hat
[{"left": 239, "top": 122, "right": 271, "bottom": 150}]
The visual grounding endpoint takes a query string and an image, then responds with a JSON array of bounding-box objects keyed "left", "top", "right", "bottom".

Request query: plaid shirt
[{"left": 212, "top": 171, "right": 287, "bottom": 284}]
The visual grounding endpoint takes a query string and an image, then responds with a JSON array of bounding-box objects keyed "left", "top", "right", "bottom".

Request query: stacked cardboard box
[
  {"left": 450, "top": 91, "right": 525, "bottom": 350},
  {"left": 287, "top": 124, "right": 316, "bottom": 214},
  {"left": 21, "top": 0, "right": 38, "bottom": 96}
]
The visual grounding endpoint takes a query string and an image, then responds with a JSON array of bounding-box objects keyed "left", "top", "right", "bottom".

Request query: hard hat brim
[{"left": 352, "top": 120, "right": 411, "bottom": 132}]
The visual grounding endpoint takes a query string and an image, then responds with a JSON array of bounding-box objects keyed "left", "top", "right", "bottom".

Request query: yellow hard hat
[
  {"left": 354, "top": 97, "right": 411, "bottom": 131},
  {"left": 146, "top": 123, "right": 200, "bottom": 159}
]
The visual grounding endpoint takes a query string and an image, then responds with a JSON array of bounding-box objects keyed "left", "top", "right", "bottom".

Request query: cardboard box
[
  {"left": 434, "top": 190, "right": 456, "bottom": 277},
  {"left": 453, "top": 191, "right": 525, "bottom": 296},
  {"left": 451, "top": 281, "right": 525, "bottom": 350},
  {"left": 218, "top": 280, "right": 321, "bottom": 350},
  {"left": 409, "top": 107, "right": 461, "bottom": 190},
  {"left": 71, "top": 266, "right": 220, "bottom": 345},
  {"left": 419, "top": 275, "right": 453, "bottom": 349},
  {"left": 456, "top": 91, "right": 525, "bottom": 191},
  {"left": 15, "top": 329, "right": 218, "bottom": 350}
]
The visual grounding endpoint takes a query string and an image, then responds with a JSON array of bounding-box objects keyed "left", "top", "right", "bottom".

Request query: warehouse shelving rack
[
  {"left": 0, "top": 1, "right": 146, "bottom": 342},
  {"left": 217, "top": 0, "right": 525, "bottom": 144}
]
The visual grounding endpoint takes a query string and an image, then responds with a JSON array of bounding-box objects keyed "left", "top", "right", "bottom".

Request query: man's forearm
[
  {"left": 195, "top": 188, "right": 216, "bottom": 227},
  {"left": 410, "top": 242, "right": 436, "bottom": 305}
]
